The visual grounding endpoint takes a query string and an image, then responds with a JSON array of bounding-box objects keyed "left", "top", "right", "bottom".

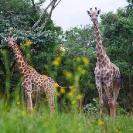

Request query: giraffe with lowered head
[
  {"left": 86, "top": 7, "right": 121, "bottom": 117},
  {"left": 5, "top": 36, "right": 58, "bottom": 117}
]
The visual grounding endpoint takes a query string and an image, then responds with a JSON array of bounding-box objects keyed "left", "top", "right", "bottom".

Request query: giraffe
[
  {"left": 86, "top": 7, "right": 121, "bottom": 117},
  {"left": 5, "top": 36, "right": 58, "bottom": 117}
]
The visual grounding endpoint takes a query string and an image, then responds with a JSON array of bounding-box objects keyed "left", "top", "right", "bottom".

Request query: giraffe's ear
[
  {"left": 4, "top": 37, "right": 8, "bottom": 42},
  {"left": 97, "top": 10, "right": 101, "bottom": 15},
  {"left": 86, "top": 10, "right": 90, "bottom": 15},
  {"left": 14, "top": 37, "right": 17, "bottom": 41}
]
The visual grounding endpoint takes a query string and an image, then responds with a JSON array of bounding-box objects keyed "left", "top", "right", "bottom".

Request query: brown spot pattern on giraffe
[
  {"left": 87, "top": 8, "right": 121, "bottom": 117},
  {"left": 7, "top": 36, "right": 56, "bottom": 117}
]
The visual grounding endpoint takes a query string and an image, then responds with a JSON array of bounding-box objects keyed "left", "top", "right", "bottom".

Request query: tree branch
[
  {"left": 31, "top": 0, "right": 38, "bottom": 12},
  {"left": 40, "top": 0, "right": 58, "bottom": 30},
  {"left": 32, "top": 0, "right": 61, "bottom": 30},
  {"left": 54, "top": 0, "right": 61, "bottom": 8}
]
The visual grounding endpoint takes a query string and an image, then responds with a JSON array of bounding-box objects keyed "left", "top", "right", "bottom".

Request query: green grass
[{"left": 0, "top": 99, "right": 133, "bottom": 133}]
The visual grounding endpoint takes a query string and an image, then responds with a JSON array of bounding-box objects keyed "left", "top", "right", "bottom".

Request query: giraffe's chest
[{"left": 94, "top": 64, "right": 113, "bottom": 78}]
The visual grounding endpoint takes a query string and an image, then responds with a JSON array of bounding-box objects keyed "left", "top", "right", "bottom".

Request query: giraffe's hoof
[{"left": 27, "top": 108, "right": 36, "bottom": 112}]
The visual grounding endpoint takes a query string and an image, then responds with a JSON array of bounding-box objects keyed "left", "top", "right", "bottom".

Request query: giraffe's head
[
  {"left": 5, "top": 36, "right": 17, "bottom": 48},
  {"left": 86, "top": 7, "right": 101, "bottom": 23}
]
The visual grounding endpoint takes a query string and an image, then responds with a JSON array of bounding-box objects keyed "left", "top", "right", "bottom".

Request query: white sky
[{"left": 36, "top": 0, "right": 128, "bottom": 31}]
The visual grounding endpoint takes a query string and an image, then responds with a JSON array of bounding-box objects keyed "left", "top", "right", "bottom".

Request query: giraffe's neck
[
  {"left": 11, "top": 43, "right": 30, "bottom": 76},
  {"left": 93, "top": 21, "right": 109, "bottom": 63}
]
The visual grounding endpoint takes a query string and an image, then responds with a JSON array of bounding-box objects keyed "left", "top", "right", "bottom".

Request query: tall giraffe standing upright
[
  {"left": 5, "top": 36, "right": 57, "bottom": 117},
  {"left": 86, "top": 7, "right": 121, "bottom": 117}
]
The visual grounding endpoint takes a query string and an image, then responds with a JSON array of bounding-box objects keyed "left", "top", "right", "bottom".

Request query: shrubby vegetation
[{"left": 0, "top": 0, "right": 133, "bottom": 132}]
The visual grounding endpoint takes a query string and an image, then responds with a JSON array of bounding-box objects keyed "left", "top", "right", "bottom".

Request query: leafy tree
[
  {"left": 126, "top": 0, "right": 133, "bottom": 5},
  {"left": 60, "top": 25, "right": 97, "bottom": 105},
  {"left": 0, "top": 0, "right": 63, "bottom": 98}
]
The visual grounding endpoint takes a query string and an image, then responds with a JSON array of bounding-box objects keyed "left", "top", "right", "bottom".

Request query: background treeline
[{"left": 0, "top": 0, "right": 133, "bottom": 114}]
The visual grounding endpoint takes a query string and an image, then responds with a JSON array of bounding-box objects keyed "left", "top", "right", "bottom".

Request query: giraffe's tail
[
  {"left": 53, "top": 83, "right": 71, "bottom": 96},
  {"left": 119, "top": 75, "right": 124, "bottom": 88},
  {"left": 54, "top": 82, "right": 69, "bottom": 89}
]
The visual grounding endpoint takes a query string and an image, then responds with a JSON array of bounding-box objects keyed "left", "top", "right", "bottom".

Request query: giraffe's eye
[{"left": 89, "top": 15, "right": 92, "bottom": 17}]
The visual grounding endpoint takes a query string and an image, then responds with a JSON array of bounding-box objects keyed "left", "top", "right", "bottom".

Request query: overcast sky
[{"left": 38, "top": 0, "right": 128, "bottom": 31}]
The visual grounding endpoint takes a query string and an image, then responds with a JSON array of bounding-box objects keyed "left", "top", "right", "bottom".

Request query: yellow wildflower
[
  {"left": 81, "top": 69, "right": 86, "bottom": 75},
  {"left": 60, "top": 87, "right": 66, "bottom": 93},
  {"left": 72, "top": 100, "right": 76, "bottom": 104},
  {"left": 76, "top": 57, "right": 81, "bottom": 62},
  {"left": 52, "top": 60, "right": 59, "bottom": 66},
  {"left": 60, "top": 46, "right": 66, "bottom": 52},
  {"left": 68, "top": 91, "right": 74, "bottom": 98},
  {"left": 25, "top": 41, "right": 32, "bottom": 47},
  {"left": 56, "top": 56, "right": 61, "bottom": 61},
  {"left": 69, "top": 85, "right": 75, "bottom": 90},
  {"left": 42, "top": 74, "right": 48, "bottom": 79},
  {"left": 76, "top": 94, "right": 82, "bottom": 100},
  {"left": 82, "top": 57, "right": 89, "bottom": 64},
  {"left": 22, "top": 110, "right": 27, "bottom": 116},
  {"left": 64, "top": 70, "right": 72, "bottom": 78},
  {"left": 98, "top": 120, "right": 104, "bottom": 125},
  {"left": 53, "top": 83, "right": 59, "bottom": 88},
  {"left": 17, "top": 101, "right": 20, "bottom": 105},
  {"left": 52, "top": 57, "right": 61, "bottom": 66}
]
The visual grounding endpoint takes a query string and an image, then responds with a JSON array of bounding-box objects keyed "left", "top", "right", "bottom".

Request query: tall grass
[
  {"left": 0, "top": 99, "right": 133, "bottom": 133},
  {"left": 0, "top": 45, "right": 133, "bottom": 133}
]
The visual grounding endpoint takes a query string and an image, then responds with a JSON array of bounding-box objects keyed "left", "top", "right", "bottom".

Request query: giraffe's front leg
[
  {"left": 25, "top": 90, "right": 33, "bottom": 110},
  {"left": 95, "top": 78, "right": 103, "bottom": 114},
  {"left": 21, "top": 82, "right": 33, "bottom": 110}
]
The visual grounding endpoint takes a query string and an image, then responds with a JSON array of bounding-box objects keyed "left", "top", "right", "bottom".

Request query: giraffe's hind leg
[
  {"left": 105, "top": 82, "right": 116, "bottom": 117},
  {"left": 48, "top": 93, "right": 55, "bottom": 117},
  {"left": 112, "top": 82, "right": 120, "bottom": 117},
  {"left": 102, "top": 84, "right": 110, "bottom": 115},
  {"left": 44, "top": 86, "right": 55, "bottom": 117}
]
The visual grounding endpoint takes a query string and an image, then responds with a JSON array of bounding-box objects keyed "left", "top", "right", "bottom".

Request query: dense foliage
[{"left": 0, "top": 0, "right": 133, "bottom": 116}]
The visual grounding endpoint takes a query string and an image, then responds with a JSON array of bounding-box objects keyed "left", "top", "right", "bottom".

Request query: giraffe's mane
[{"left": 13, "top": 42, "right": 29, "bottom": 66}]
